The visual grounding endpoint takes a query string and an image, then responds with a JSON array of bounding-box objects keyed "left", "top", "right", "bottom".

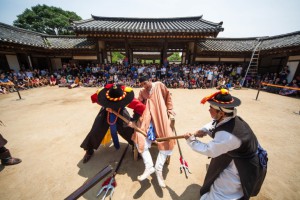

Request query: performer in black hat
[
  {"left": 80, "top": 84, "right": 145, "bottom": 163},
  {"left": 184, "top": 89, "right": 267, "bottom": 200}
]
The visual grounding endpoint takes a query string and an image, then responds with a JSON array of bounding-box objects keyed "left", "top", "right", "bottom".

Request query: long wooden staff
[
  {"left": 65, "top": 165, "right": 112, "bottom": 200},
  {"left": 170, "top": 116, "right": 191, "bottom": 178},
  {"left": 106, "top": 108, "right": 186, "bottom": 142},
  {"left": 96, "top": 144, "right": 129, "bottom": 199}
]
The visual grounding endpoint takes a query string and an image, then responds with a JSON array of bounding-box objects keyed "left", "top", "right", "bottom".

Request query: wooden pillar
[
  {"left": 129, "top": 48, "right": 133, "bottom": 64},
  {"left": 161, "top": 40, "right": 168, "bottom": 66},
  {"left": 192, "top": 40, "right": 197, "bottom": 64},
  {"left": 26, "top": 54, "right": 32, "bottom": 69},
  {"left": 98, "top": 40, "right": 107, "bottom": 64},
  {"left": 96, "top": 40, "right": 101, "bottom": 64},
  {"left": 185, "top": 45, "right": 190, "bottom": 65},
  {"left": 125, "top": 39, "right": 130, "bottom": 65}
]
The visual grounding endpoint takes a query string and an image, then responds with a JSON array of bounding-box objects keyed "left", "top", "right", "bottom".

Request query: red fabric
[
  {"left": 200, "top": 91, "right": 220, "bottom": 104},
  {"left": 105, "top": 84, "right": 114, "bottom": 89},
  {"left": 91, "top": 93, "right": 99, "bottom": 104},
  {"left": 127, "top": 98, "right": 145, "bottom": 115},
  {"left": 101, "top": 177, "right": 117, "bottom": 187},
  {"left": 180, "top": 156, "right": 189, "bottom": 167}
]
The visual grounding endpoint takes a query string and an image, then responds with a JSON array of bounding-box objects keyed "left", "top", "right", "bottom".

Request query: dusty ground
[{"left": 0, "top": 86, "right": 299, "bottom": 200}]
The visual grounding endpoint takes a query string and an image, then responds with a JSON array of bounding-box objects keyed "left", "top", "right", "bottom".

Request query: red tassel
[
  {"left": 180, "top": 156, "right": 189, "bottom": 167},
  {"left": 200, "top": 91, "right": 221, "bottom": 104},
  {"left": 101, "top": 177, "right": 117, "bottom": 188}
]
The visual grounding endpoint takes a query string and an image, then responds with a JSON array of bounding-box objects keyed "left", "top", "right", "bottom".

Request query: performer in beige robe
[{"left": 131, "top": 76, "right": 176, "bottom": 188}]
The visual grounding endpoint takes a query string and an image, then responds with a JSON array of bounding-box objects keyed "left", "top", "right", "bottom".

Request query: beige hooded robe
[{"left": 132, "top": 82, "right": 176, "bottom": 153}]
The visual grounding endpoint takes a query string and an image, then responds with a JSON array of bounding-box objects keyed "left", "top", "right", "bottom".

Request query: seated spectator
[
  {"left": 0, "top": 87, "right": 7, "bottom": 94},
  {"left": 49, "top": 75, "right": 56, "bottom": 86},
  {"left": 41, "top": 76, "right": 49, "bottom": 86},
  {"left": 23, "top": 76, "right": 33, "bottom": 88},
  {"left": 66, "top": 75, "right": 74, "bottom": 87},
  {"left": 0, "top": 73, "right": 16, "bottom": 93},
  {"left": 30, "top": 77, "right": 39, "bottom": 87},
  {"left": 189, "top": 78, "right": 197, "bottom": 89},
  {"left": 216, "top": 78, "right": 226, "bottom": 90},
  {"left": 178, "top": 78, "right": 184, "bottom": 88},
  {"left": 233, "top": 80, "right": 242, "bottom": 90},
  {"left": 58, "top": 76, "right": 68, "bottom": 87},
  {"left": 12, "top": 76, "right": 27, "bottom": 90},
  {"left": 36, "top": 76, "right": 45, "bottom": 87},
  {"left": 225, "top": 78, "right": 232, "bottom": 90},
  {"left": 68, "top": 76, "right": 81, "bottom": 89},
  {"left": 279, "top": 79, "right": 299, "bottom": 96}
]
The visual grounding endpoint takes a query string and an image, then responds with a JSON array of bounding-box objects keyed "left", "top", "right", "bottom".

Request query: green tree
[
  {"left": 13, "top": 4, "right": 82, "bottom": 35},
  {"left": 168, "top": 52, "right": 181, "bottom": 61},
  {"left": 112, "top": 52, "right": 125, "bottom": 64}
]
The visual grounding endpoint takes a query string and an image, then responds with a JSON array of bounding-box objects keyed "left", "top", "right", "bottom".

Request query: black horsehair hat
[
  {"left": 98, "top": 84, "right": 134, "bottom": 110},
  {"left": 201, "top": 89, "right": 241, "bottom": 108},
  {"left": 139, "top": 76, "right": 148, "bottom": 83}
]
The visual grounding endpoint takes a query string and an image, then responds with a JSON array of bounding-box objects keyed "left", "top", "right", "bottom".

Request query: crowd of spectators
[
  {"left": 261, "top": 65, "right": 300, "bottom": 96},
  {"left": 0, "top": 62, "right": 299, "bottom": 97}
]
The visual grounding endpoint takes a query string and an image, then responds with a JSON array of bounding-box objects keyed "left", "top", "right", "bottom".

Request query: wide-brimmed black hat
[
  {"left": 201, "top": 89, "right": 241, "bottom": 108},
  {"left": 98, "top": 84, "right": 134, "bottom": 110}
]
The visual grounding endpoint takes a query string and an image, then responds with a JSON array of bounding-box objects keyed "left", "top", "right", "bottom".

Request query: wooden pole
[
  {"left": 65, "top": 165, "right": 112, "bottom": 200},
  {"left": 255, "top": 82, "right": 261, "bottom": 101},
  {"left": 106, "top": 108, "right": 187, "bottom": 142}
]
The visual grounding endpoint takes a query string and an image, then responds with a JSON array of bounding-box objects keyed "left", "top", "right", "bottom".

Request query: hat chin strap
[{"left": 211, "top": 105, "right": 237, "bottom": 117}]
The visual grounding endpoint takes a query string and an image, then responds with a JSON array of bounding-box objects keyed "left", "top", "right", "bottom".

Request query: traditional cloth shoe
[
  {"left": 155, "top": 170, "right": 166, "bottom": 188},
  {"left": 82, "top": 151, "right": 94, "bottom": 164},
  {"left": 1, "top": 157, "right": 22, "bottom": 165},
  {"left": 138, "top": 166, "right": 155, "bottom": 181}
]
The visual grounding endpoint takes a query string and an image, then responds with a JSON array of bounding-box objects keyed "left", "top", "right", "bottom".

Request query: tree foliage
[
  {"left": 168, "top": 52, "right": 181, "bottom": 61},
  {"left": 13, "top": 4, "right": 82, "bottom": 35},
  {"left": 111, "top": 52, "right": 125, "bottom": 64}
]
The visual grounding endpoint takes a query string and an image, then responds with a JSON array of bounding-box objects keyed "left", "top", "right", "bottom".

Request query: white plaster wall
[
  {"left": 6, "top": 54, "right": 20, "bottom": 72},
  {"left": 286, "top": 61, "right": 299, "bottom": 83},
  {"left": 50, "top": 58, "right": 62, "bottom": 70}
]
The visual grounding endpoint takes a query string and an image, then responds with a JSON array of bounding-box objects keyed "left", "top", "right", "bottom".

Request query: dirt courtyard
[{"left": 0, "top": 86, "right": 299, "bottom": 200}]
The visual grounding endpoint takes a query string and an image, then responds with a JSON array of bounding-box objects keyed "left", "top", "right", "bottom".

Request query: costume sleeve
[
  {"left": 91, "top": 93, "right": 98, "bottom": 104},
  {"left": 160, "top": 82, "right": 173, "bottom": 110},
  {"left": 200, "top": 121, "right": 215, "bottom": 137},
  {"left": 90, "top": 88, "right": 102, "bottom": 105},
  {"left": 138, "top": 90, "right": 146, "bottom": 104},
  {"left": 186, "top": 131, "right": 241, "bottom": 158},
  {"left": 127, "top": 98, "right": 145, "bottom": 116}
]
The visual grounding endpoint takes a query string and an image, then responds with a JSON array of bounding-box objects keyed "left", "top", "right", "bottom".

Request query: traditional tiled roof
[
  {"left": 45, "top": 36, "right": 96, "bottom": 49},
  {"left": 0, "top": 21, "right": 299, "bottom": 53},
  {"left": 0, "top": 22, "right": 46, "bottom": 47},
  {"left": 72, "top": 15, "right": 224, "bottom": 34},
  {"left": 197, "top": 31, "right": 300, "bottom": 53},
  {"left": 197, "top": 38, "right": 259, "bottom": 52},
  {"left": 259, "top": 31, "right": 300, "bottom": 50}
]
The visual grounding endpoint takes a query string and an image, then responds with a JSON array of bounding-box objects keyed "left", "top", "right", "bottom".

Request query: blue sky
[{"left": 0, "top": 0, "right": 299, "bottom": 38}]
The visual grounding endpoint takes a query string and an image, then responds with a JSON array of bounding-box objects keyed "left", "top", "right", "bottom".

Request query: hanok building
[
  {"left": 0, "top": 15, "right": 300, "bottom": 80},
  {"left": 72, "top": 15, "right": 223, "bottom": 65}
]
